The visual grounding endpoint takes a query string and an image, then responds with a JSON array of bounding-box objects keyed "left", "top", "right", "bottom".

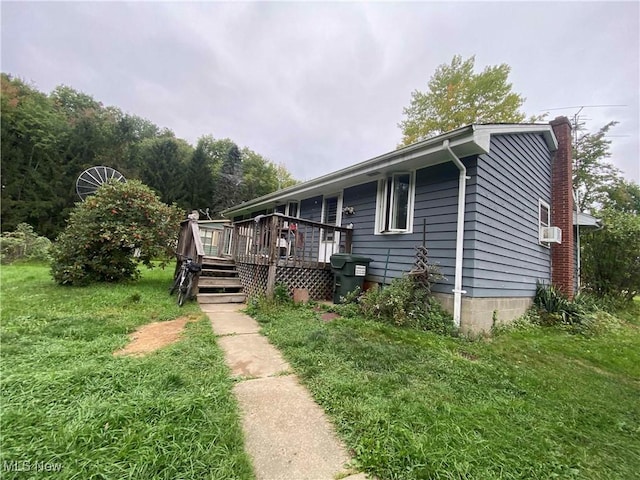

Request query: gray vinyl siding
[
  {"left": 298, "top": 196, "right": 324, "bottom": 256},
  {"left": 300, "top": 196, "right": 323, "bottom": 222},
  {"left": 343, "top": 160, "right": 478, "bottom": 295},
  {"left": 233, "top": 131, "right": 553, "bottom": 299},
  {"left": 468, "top": 133, "right": 552, "bottom": 297}
]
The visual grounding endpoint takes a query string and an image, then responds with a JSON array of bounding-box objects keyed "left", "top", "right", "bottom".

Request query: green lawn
[
  {"left": 250, "top": 301, "right": 640, "bottom": 480},
  {"left": 0, "top": 263, "right": 253, "bottom": 480}
]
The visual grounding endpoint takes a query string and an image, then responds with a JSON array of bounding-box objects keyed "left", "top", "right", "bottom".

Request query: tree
[
  {"left": 183, "top": 140, "right": 216, "bottom": 211},
  {"left": 212, "top": 143, "right": 244, "bottom": 215},
  {"left": 398, "top": 55, "right": 540, "bottom": 146},
  {"left": 602, "top": 179, "right": 640, "bottom": 214},
  {"left": 0, "top": 223, "right": 51, "bottom": 264},
  {"left": 50, "top": 180, "right": 182, "bottom": 285},
  {"left": 241, "top": 148, "right": 279, "bottom": 199},
  {"left": 0, "top": 74, "right": 69, "bottom": 238},
  {"left": 275, "top": 163, "right": 298, "bottom": 190},
  {"left": 138, "top": 136, "right": 192, "bottom": 207},
  {"left": 0, "top": 73, "right": 295, "bottom": 233},
  {"left": 581, "top": 208, "right": 640, "bottom": 302},
  {"left": 573, "top": 121, "right": 623, "bottom": 213}
]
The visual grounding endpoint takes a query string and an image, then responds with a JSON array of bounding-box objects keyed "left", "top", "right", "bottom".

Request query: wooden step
[
  {"left": 202, "top": 255, "right": 234, "bottom": 263},
  {"left": 198, "top": 277, "right": 242, "bottom": 288},
  {"left": 202, "top": 262, "right": 237, "bottom": 269},
  {"left": 200, "top": 269, "right": 239, "bottom": 277},
  {"left": 197, "top": 293, "right": 246, "bottom": 304},
  {"left": 202, "top": 258, "right": 236, "bottom": 268}
]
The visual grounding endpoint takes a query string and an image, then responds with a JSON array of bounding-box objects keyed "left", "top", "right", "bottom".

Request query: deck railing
[
  {"left": 231, "top": 213, "right": 353, "bottom": 269},
  {"left": 176, "top": 218, "right": 205, "bottom": 272}
]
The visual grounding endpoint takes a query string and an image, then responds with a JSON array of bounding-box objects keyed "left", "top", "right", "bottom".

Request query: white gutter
[{"left": 443, "top": 139, "right": 468, "bottom": 328}]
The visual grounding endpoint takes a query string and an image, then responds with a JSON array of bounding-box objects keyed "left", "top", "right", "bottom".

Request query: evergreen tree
[
  {"left": 184, "top": 142, "right": 216, "bottom": 212},
  {"left": 212, "top": 143, "right": 243, "bottom": 215}
]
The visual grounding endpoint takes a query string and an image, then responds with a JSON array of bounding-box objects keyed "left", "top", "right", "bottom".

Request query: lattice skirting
[
  {"left": 237, "top": 263, "right": 269, "bottom": 298},
  {"left": 237, "top": 262, "right": 334, "bottom": 300}
]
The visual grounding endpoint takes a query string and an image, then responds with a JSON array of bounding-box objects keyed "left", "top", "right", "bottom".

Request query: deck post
[
  {"left": 345, "top": 228, "right": 353, "bottom": 253},
  {"left": 265, "top": 215, "right": 279, "bottom": 298}
]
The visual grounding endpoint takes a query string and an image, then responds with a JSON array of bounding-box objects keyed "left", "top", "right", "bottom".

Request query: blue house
[{"left": 221, "top": 117, "right": 589, "bottom": 332}]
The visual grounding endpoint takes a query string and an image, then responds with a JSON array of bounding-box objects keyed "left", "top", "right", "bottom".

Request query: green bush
[
  {"left": 0, "top": 223, "right": 51, "bottom": 264},
  {"left": 245, "top": 283, "right": 295, "bottom": 319},
  {"left": 532, "top": 283, "right": 627, "bottom": 335},
  {"left": 359, "top": 276, "right": 455, "bottom": 335},
  {"left": 533, "top": 282, "right": 584, "bottom": 325},
  {"left": 50, "top": 180, "right": 182, "bottom": 285},
  {"left": 581, "top": 209, "right": 640, "bottom": 302}
]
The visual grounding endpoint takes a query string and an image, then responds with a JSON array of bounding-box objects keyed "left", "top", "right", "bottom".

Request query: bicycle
[{"left": 169, "top": 254, "right": 202, "bottom": 306}]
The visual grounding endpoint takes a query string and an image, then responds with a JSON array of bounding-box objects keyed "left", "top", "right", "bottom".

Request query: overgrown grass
[
  {"left": 250, "top": 301, "right": 640, "bottom": 480},
  {"left": 1, "top": 264, "right": 254, "bottom": 479}
]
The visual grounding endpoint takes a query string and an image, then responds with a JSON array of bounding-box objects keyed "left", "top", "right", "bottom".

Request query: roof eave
[{"left": 222, "top": 123, "right": 557, "bottom": 218}]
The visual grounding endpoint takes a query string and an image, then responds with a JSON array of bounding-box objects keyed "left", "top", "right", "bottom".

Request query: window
[
  {"left": 376, "top": 172, "right": 415, "bottom": 234},
  {"left": 322, "top": 196, "right": 339, "bottom": 241},
  {"left": 539, "top": 199, "right": 551, "bottom": 246},
  {"left": 287, "top": 201, "right": 299, "bottom": 217}
]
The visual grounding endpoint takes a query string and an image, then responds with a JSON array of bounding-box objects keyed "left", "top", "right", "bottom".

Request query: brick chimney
[{"left": 549, "top": 116, "right": 575, "bottom": 298}]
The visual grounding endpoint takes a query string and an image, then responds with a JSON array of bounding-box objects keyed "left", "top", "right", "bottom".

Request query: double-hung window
[
  {"left": 539, "top": 199, "right": 551, "bottom": 246},
  {"left": 287, "top": 201, "right": 299, "bottom": 217},
  {"left": 376, "top": 172, "right": 415, "bottom": 234},
  {"left": 322, "top": 196, "right": 339, "bottom": 241}
]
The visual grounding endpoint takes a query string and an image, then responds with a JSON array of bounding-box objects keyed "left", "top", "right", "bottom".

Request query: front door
[{"left": 318, "top": 194, "right": 342, "bottom": 263}]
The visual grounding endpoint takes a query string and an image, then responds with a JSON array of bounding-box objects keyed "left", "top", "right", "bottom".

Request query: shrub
[
  {"left": 0, "top": 223, "right": 51, "bottom": 264},
  {"left": 581, "top": 209, "right": 640, "bottom": 302},
  {"left": 532, "top": 283, "right": 627, "bottom": 335},
  {"left": 273, "top": 282, "right": 292, "bottom": 305},
  {"left": 533, "top": 282, "right": 584, "bottom": 325},
  {"left": 245, "top": 283, "right": 294, "bottom": 319},
  {"left": 359, "top": 276, "right": 455, "bottom": 335},
  {"left": 50, "top": 180, "right": 182, "bottom": 285}
]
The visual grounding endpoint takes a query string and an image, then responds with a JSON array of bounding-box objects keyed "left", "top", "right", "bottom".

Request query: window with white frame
[
  {"left": 287, "top": 201, "right": 299, "bottom": 217},
  {"left": 322, "top": 196, "right": 339, "bottom": 241},
  {"left": 539, "top": 199, "right": 551, "bottom": 245},
  {"left": 376, "top": 172, "right": 415, "bottom": 234}
]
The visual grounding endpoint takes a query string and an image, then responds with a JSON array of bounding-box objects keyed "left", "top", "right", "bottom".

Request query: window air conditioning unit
[{"left": 540, "top": 226, "right": 562, "bottom": 244}]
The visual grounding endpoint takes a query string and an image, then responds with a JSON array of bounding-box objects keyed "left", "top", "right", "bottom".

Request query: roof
[
  {"left": 222, "top": 123, "right": 558, "bottom": 218},
  {"left": 574, "top": 211, "right": 602, "bottom": 229}
]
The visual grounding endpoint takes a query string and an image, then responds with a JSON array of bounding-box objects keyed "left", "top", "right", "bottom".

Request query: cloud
[{"left": 1, "top": 1, "right": 638, "bottom": 182}]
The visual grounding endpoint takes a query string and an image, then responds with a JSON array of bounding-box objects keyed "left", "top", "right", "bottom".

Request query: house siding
[
  {"left": 300, "top": 196, "right": 323, "bottom": 222},
  {"left": 342, "top": 160, "right": 478, "bottom": 296},
  {"left": 229, "top": 131, "right": 554, "bottom": 301},
  {"left": 469, "top": 133, "right": 552, "bottom": 297}
]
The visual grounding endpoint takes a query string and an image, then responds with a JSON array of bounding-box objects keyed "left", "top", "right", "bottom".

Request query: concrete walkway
[{"left": 200, "top": 302, "right": 367, "bottom": 480}]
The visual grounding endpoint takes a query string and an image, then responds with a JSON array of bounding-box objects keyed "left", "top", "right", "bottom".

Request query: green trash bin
[{"left": 330, "top": 254, "right": 372, "bottom": 304}]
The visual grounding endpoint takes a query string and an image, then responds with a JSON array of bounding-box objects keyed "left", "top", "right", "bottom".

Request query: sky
[{"left": 1, "top": 1, "right": 638, "bottom": 183}]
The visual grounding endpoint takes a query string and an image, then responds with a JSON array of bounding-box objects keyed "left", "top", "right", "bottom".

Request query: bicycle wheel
[
  {"left": 177, "top": 274, "right": 194, "bottom": 307},
  {"left": 169, "top": 269, "right": 182, "bottom": 295}
]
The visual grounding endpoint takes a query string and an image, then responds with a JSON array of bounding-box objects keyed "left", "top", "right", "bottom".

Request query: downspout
[{"left": 443, "top": 140, "right": 469, "bottom": 328}]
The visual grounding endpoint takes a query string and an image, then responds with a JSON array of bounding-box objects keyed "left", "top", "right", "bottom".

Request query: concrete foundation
[{"left": 433, "top": 293, "right": 533, "bottom": 334}]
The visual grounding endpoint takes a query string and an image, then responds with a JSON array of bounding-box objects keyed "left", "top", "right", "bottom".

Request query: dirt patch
[
  {"left": 113, "top": 315, "right": 199, "bottom": 357},
  {"left": 320, "top": 312, "right": 341, "bottom": 322}
]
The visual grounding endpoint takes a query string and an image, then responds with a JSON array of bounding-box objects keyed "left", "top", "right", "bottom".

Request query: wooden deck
[{"left": 176, "top": 214, "right": 353, "bottom": 300}]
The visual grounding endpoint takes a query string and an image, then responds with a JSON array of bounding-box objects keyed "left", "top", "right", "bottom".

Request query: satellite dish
[{"left": 76, "top": 166, "right": 126, "bottom": 201}]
